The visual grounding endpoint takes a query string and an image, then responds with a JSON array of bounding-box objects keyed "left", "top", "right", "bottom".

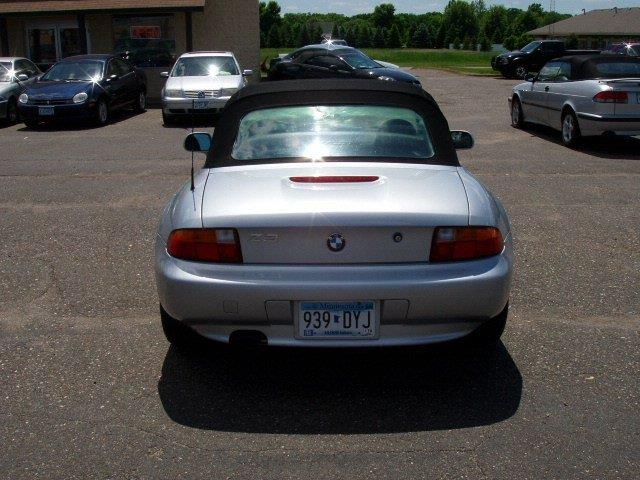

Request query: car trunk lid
[
  {"left": 201, "top": 162, "right": 469, "bottom": 264},
  {"left": 601, "top": 78, "right": 640, "bottom": 116}
]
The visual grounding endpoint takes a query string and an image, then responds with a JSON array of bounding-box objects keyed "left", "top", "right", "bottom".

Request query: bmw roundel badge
[
  {"left": 197, "top": 91, "right": 206, "bottom": 99},
  {"left": 327, "top": 233, "right": 345, "bottom": 252}
]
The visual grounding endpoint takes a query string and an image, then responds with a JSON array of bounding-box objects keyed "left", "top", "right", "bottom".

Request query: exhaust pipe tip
[{"left": 229, "top": 330, "right": 268, "bottom": 347}]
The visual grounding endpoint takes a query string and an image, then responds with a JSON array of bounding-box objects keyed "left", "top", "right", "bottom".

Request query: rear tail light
[
  {"left": 430, "top": 227, "right": 503, "bottom": 263},
  {"left": 167, "top": 228, "right": 243, "bottom": 263},
  {"left": 289, "top": 176, "right": 380, "bottom": 183},
  {"left": 593, "top": 91, "right": 628, "bottom": 103}
]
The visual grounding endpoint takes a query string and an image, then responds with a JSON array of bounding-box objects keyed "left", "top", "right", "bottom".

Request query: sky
[{"left": 277, "top": 0, "right": 639, "bottom": 15}]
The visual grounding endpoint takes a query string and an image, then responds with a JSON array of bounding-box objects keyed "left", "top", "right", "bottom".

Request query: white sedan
[{"left": 160, "top": 51, "right": 252, "bottom": 125}]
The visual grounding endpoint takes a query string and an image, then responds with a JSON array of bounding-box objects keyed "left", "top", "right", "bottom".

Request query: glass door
[
  {"left": 27, "top": 23, "right": 82, "bottom": 71},
  {"left": 28, "top": 28, "right": 57, "bottom": 69}
]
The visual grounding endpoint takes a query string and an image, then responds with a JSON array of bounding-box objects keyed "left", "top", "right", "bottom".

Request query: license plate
[
  {"left": 193, "top": 100, "right": 209, "bottom": 109},
  {"left": 38, "top": 107, "right": 54, "bottom": 116},
  {"left": 297, "top": 301, "right": 378, "bottom": 339}
]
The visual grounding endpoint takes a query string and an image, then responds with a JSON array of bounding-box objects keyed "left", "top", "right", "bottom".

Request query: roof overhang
[{"left": 0, "top": 1, "right": 205, "bottom": 16}]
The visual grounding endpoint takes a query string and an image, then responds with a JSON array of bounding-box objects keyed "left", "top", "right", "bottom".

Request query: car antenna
[{"left": 190, "top": 99, "right": 195, "bottom": 191}]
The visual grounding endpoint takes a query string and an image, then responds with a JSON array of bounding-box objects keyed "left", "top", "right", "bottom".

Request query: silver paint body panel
[{"left": 155, "top": 161, "right": 513, "bottom": 347}]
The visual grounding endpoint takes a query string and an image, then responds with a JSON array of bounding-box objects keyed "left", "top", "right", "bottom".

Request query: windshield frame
[
  {"left": 230, "top": 105, "right": 435, "bottom": 162},
  {"left": 40, "top": 60, "right": 106, "bottom": 82},
  {"left": 520, "top": 41, "right": 541, "bottom": 53},
  {"left": 170, "top": 55, "right": 240, "bottom": 77}
]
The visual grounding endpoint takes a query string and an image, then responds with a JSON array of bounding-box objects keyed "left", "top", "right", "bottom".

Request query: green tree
[
  {"left": 503, "top": 35, "right": 518, "bottom": 51},
  {"left": 344, "top": 27, "right": 357, "bottom": 47},
  {"left": 296, "top": 23, "right": 311, "bottom": 47},
  {"left": 482, "top": 5, "right": 508, "bottom": 44},
  {"left": 372, "top": 3, "right": 396, "bottom": 29},
  {"left": 462, "top": 36, "right": 471, "bottom": 50},
  {"left": 386, "top": 24, "right": 402, "bottom": 48},
  {"left": 478, "top": 33, "right": 490, "bottom": 51},
  {"left": 412, "top": 24, "right": 432, "bottom": 48},
  {"left": 453, "top": 36, "right": 462, "bottom": 49},
  {"left": 440, "top": 1, "right": 479, "bottom": 47},
  {"left": 565, "top": 33, "right": 579, "bottom": 49},
  {"left": 331, "top": 22, "right": 340, "bottom": 39},
  {"left": 373, "top": 27, "right": 386, "bottom": 48},
  {"left": 259, "top": 1, "right": 282, "bottom": 37},
  {"left": 266, "top": 24, "right": 281, "bottom": 47}
]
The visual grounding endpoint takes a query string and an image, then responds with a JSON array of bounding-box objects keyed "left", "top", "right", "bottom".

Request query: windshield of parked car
[
  {"left": 520, "top": 41, "right": 541, "bottom": 53},
  {"left": 171, "top": 56, "right": 239, "bottom": 77},
  {"left": 337, "top": 50, "right": 381, "bottom": 69},
  {"left": 592, "top": 59, "right": 640, "bottom": 78},
  {"left": 232, "top": 105, "right": 434, "bottom": 161},
  {"left": 0, "top": 62, "right": 12, "bottom": 82},
  {"left": 41, "top": 60, "right": 104, "bottom": 81}
]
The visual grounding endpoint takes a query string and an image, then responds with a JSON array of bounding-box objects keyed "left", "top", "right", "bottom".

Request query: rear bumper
[
  {"left": 18, "top": 102, "right": 95, "bottom": 121},
  {"left": 155, "top": 235, "right": 514, "bottom": 347},
  {"left": 577, "top": 112, "right": 640, "bottom": 136}
]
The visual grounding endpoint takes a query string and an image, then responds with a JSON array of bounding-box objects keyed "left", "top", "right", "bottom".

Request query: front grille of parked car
[
  {"left": 183, "top": 90, "right": 221, "bottom": 98},
  {"left": 30, "top": 98, "right": 73, "bottom": 105}
]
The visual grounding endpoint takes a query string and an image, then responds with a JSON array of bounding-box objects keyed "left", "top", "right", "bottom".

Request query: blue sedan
[{"left": 18, "top": 54, "right": 147, "bottom": 128}]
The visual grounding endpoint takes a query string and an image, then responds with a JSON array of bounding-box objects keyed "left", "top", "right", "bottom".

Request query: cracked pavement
[{"left": 0, "top": 70, "right": 639, "bottom": 479}]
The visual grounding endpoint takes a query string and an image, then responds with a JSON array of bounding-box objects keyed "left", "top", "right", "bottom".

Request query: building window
[{"left": 112, "top": 15, "right": 176, "bottom": 68}]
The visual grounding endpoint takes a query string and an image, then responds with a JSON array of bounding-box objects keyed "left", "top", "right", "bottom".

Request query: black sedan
[
  {"left": 18, "top": 54, "right": 147, "bottom": 128},
  {"left": 267, "top": 44, "right": 421, "bottom": 87}
]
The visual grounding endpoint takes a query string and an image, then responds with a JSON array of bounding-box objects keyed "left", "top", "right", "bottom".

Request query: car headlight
[
  {"left": 377, "top": 76, "right": 397, "bottom": 82},
  {"left": 164, "top": 89, "right": 183, "bottom": 98},
  {"left": 19, "top": 93, "right": 28, "bottom": 104},
  {"left": 73, "top": 92, "right": 88, "bottom": 104}
]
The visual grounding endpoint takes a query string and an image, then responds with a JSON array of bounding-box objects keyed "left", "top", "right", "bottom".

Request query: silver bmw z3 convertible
[{"left": 155, "top": 79, "right": 514, "bottom": 349}]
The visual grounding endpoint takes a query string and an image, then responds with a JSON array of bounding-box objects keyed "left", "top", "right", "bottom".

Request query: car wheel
[
  {"left": 95, "top": 99, "right": 109, "bottom": 125},
  {"left": 514, "top": 66, "right": 528, "bottom": 79},
  {"left": 6, "top": 98, "right": 18, "bottom": 124},
  {"left": 160, "top": 305, "right": 203, "bottom": 350},
  {"left": 467, "top": 303, "right": 509, "bottom": 346},
  {"left": 561, "top": 110, "right": 581, "bottom": 147},
  {"left": 134, "top": 90, "right": 146, "bottom": 112},
  {"left": 511, "top": 97, "right": 525, "bottom": 128}
]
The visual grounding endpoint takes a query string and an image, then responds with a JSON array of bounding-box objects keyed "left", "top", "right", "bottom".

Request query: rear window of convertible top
[{"left": 231, "top": 105, "right": 435, "bottom": 161}]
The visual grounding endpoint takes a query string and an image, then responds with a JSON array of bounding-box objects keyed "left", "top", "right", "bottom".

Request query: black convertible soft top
[
  {"left": 551, "top": 54, "right": 640, "bottom": 80},
  {"left": 206, "top": 79, "right": 459, "bottom": 168}
]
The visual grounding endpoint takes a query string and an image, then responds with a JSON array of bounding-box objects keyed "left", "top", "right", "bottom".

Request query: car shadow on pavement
[
  {"left": 523, "top": 124, "right": 640, "bottom": 160},
  {"left": 158, "top": 342, "right": 522, "bottom": 434},
  {"left": 16, "top": 109, "right": 146, "bottom": 132}
]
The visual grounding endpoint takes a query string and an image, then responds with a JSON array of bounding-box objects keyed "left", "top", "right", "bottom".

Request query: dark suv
[{"left": 492, "top": 40, "right": 598, "bottom": 78}]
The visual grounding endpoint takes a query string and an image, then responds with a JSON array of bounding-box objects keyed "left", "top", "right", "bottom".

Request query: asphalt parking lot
[{"left": 1, "top": 69, "right": 639, "bottom": 479}]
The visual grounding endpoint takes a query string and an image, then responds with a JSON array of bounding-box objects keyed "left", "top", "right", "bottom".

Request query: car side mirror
[
  {"left": 451, "top": 130, "right": 474, "bottom": 150},
  {"left": 184, "top": 132, "right": 212, "bottom": 152},
  {"left": 160, "top": 71, "right": 169, "bottom": 78},
  {"left": 525, "top": 74, "right": 536, "bottom": 82},
  {"left": 242, "top": 69, "right": 253, "bottom": 77},
  {"left": 16, "top": 73, "right": 29, "bottom": 82}
]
